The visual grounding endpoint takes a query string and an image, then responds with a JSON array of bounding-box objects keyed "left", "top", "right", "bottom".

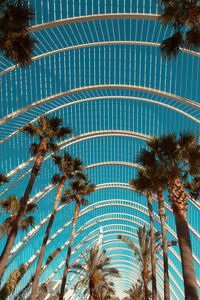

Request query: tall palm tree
[
  {"left": 71, "top": 245, "right": 120, "bottom": 300},
  {"left": 118, "top": 226, "right": 162, "bottom": 300},
  {"left": 0, "top": 195, "right": 37, "bottom": 238},
  {"left": 0, "top": 116, "right": 72, "bottom": 279},
  {"left": 123, "top": 280, "right": 143, "bottom": 300},
  {"left": 159, "top": 0, "right": 200, "bottom": 59},
  {"left": 0, "top": 0, "right": 36, "bottom": 67},
  {"left": 136, "top": 149, "right": 170, "bottom": 300},
  {"left": 130, "top": 172, "right": 157, "bottom": 300},
  {"left": 59, "top": 177, "right": 96, "bottom": 300},
  {"left": 0, "top": 263, "right": 28, "bottom": 299},
  {"left": 146, "top": 133, "right": 200, "bottom": 300},
  {"left": 30, "top": 153, "right": 86, "bottom": 300}
]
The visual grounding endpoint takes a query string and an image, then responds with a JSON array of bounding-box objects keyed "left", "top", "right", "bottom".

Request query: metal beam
[{"left": 1, "top": 84, "right": 199, "bottom": 126}]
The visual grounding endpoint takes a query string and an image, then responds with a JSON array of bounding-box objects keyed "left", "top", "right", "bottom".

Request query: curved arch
[
  {"left": 2, "top": 40, "right": 200, "bottom": 77},
  {"left": 1, "top": 84, "right": 199, "bottom": 126},
  {"left": 9, "top": 205, "right": 200, "bottom": 281},
  {"left": 2, "top": 94, "right": 199, "bottom": 146},
  {"left": 7, "top": 182, "right": 200, "bottom": 263}
]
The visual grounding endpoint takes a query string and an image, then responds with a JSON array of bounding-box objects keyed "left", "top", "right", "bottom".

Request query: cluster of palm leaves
[
  {"left": 0, "top": 0, "right": 36, "bottom": 66},
  {"left": 71, "top": 245, "right": 120, "bottom": 300},
  {"left": 159, "top": 0, "right": 200, "bottom": 58}
]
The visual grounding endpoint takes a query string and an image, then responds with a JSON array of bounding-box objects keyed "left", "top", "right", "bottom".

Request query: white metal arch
[
  {"left": 1, "top": 84, "right": 200, "bottom": 125},
  {"left": 2, "top": 94, "right": 199, "bottom": 146},
  {"left": 1, "top": 40, "right": 200, "bottom": 77}
]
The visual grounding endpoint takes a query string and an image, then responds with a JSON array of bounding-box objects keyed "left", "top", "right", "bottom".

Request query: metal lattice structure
[{"left": 0, "top": 0, "right": 200, "bottom": 299}]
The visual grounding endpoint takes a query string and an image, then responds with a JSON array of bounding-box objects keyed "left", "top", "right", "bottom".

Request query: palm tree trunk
[
  {"left": 146, "top": 189, "right": 157, "bottom": 300},
  {"left": 30, "top": 172, "right": 67, "bottom": 300},
  {"left": 0, "top": 138, "right": 47, "bottom": 279},
  {"left": 168, "top": 174, "right": 199, "bottom": 300},
  {"left": 142, "top": 273, "right": 149, "bottom": 300},
  {"left": 59, "top": 196, "right": 81, "bottom": 300},
  {"left": 157, "top": 187, "right": 170, "bottom": 300},
  {"left": 15, "top": 247, "right": 62, "bottom": 300},
  {"left": 89, "top": 279, "right": 95, "bottom": 300}
]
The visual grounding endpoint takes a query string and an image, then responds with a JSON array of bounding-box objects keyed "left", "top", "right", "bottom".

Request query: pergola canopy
[{"left": 0, "top": 0, "right": 200, "bottom": 299}]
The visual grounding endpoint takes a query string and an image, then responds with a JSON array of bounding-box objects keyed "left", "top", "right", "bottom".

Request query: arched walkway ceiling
[{"left": 1, "top": 0, "right": 200, "bottom": 298}]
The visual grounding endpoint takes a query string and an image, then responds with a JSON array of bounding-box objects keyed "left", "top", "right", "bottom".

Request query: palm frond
[
  {"left": 160, "top": 31, "right": 183, "bottom": 59},
  {"left": 0, "top": 173, "right": 8, "bottom": 185},
  {"left": 47, "top": 142, "right": 60, "bottom": 154},
  {"left": 0, "top": 264, "right": 28, "bottom": 298},
  {"left": 52, "top": 155, "right": 63, "bottom": 169},
  {"left": 29, "top": 143, "right": 39, "bottom": 156},
  {"left": 20, "top": 216, "right": 35, "bottom": 231},
  {"left": 51, "top": 174, "right": 61, "bottom": 185},
  {"left": 185, "top": 27, "right": 200, "bottom": 49},
  {"left": 0, "top": 1, "right": 33, "bottom": 33},
  {"left": 118, "top": 235, "right": 142, "bottom": 261},
  {"left": 19, "top": 124, "right": 38, "bottom": 137},
  {"left": 54, "top": 126, "right": 72, "bottom": 139}
]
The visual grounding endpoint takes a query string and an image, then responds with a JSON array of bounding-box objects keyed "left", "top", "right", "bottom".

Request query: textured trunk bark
[
  {"left": 0, "top": 138, "right": 47, "bottom": 279},
  {"left": 30, "top": 172, "right": 67, "bottom": 300},
  {"left": 168, "top": 175, "right": 199, "bottom": 300},
  {"left": 157, "top": 187, "right": 170, "bottom": 300},
  {"left": 59, "top": 196, "right": 81, "bottom": 300},
  {"left": 142, "top": 274, "right": 149, "bottom": 300},
  {"left": 146, "top": 189, "right": 157, "bottom": 300},
  {"left": 89, "top": 280, "right": 95, "bottom": 300},
  {"left": 174, "top": 212, "right": 199, "bottom": 300}
]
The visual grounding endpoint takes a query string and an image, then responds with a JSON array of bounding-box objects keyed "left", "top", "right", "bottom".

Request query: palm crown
[
  {"left": 20, "top": 116, "right": 72, "bottom": 155},
  {"left": 159, "top": 0, "right": 200, "bottom": 58},
  {"left": 52, "top": 152, "right": 86, "bottom": 183},
  {"left": 62, "top": 177, "right": 96, "bottom": 205},
  {"left": 146, "top": 133, "right": 200, "bottom": 178},
  {"left": 123, "top": 280, "right": 143, "bottom": 300},
  {"left": 72, "top": 245, "right": 120, "bottom": 298},
  {"left": 0, "top": 0, "right": 36, "bottom": 66},
  {"left": 0, "top": 195, "right": 37, "bottom": 235}
]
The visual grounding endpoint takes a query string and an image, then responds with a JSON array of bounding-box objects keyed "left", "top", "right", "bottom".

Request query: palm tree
[
  {"left": 0, "top": 195, "right": 37, "bottom": 238},
  {"left": 123, "top": 280, "right": 143, "bottom": 300},
  {"left": 0, "top": 174, "right": 8, "bottom": 185},
  {"left": 0, "top": 0, "right": 36, "bottom": 67},
  {"left": 71, "top": 245, "right": 120, "bottom": 300},
  {"left": 130, "top": 171, "right": 157, "bottom": 300},
  {"left": 0, "top": 116, "right": 72, "bottom": 279},
  {"left": 0, "top": 263, "right": 28, "bottom": 299},
  {"left": 59, "top": 177, "right": 96, "bottom": 300},
  {"left": 118, "top": 226, "right": 162, "bottom": 300},
  {"left": 135, "top": 149, "right": 170, "bottom": 300},
  {"left": 30, "top": 153, "right": 86, "bottom": 300},
  {"left": 146, "top": 133, "right": 200, "bottom": 300},
  {"left": 159, "top": 0, "right": 200, "bottom": 59}
]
